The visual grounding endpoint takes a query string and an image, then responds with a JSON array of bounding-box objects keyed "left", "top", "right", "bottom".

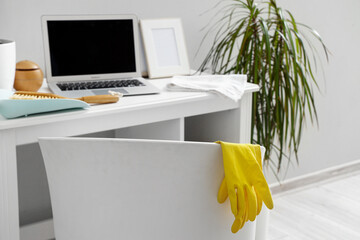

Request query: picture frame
[{"left": 140, "top": 18, "right": 190, "bottom": 79}]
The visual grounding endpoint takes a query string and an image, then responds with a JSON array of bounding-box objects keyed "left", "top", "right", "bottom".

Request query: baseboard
[{"left": 270, "top": 159, "right": 360, "bottom": 196}]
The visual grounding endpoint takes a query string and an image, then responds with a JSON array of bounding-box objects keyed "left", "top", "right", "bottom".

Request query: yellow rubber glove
[
  {"left": 216, "top": 141, "right": 273, "bottom": 233},
  {"left": 218, "top": 180, "right": 264, "bottom": 232},
  {"left": 218, "top": 144, "right": 264, "bottom": 216}
]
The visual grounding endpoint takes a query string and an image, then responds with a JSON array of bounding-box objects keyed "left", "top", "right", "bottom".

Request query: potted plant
[{"left": 198, "top": 0, "right": 329, "bottom": 176}]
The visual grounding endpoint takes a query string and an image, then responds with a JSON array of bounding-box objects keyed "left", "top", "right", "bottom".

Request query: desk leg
[{"left": 0, "top": 129, "right": 20, "bottom": 240}]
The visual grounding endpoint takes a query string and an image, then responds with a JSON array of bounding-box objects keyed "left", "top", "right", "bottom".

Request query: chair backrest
[{"left": 39, "top": 137, "right": 264, "bottom": 240}]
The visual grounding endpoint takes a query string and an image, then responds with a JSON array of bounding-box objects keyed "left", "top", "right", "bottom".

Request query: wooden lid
[{"left": 16, "top": 60, "right": 40, "bottom": 70}]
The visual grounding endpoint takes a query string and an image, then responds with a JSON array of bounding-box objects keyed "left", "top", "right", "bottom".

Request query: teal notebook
[{"left": 0, "top": 90, "right": 89, "bottom": 119}]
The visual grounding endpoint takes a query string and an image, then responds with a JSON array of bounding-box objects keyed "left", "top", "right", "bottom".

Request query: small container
[{"left": 14, "top": 60, "right": 44, "bottom": 92}]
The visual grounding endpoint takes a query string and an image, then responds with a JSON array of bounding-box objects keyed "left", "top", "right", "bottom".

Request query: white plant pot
[{"left": 0, "top": 39, "right": 16, "bottom": 90}]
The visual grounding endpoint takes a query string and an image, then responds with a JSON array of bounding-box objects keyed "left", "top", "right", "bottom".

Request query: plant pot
[{"left": 0, "top": 39, "right": 16, "bottom": 90}]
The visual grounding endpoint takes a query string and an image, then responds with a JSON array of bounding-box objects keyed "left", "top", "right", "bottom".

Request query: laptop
[{"left": 41, "top": 15, "right": 160, "bottom": 98}]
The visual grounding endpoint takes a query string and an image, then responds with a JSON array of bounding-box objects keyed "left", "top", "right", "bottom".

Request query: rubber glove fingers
[
  {"left": 245, "top": 185, "right": 257, "bottom": 221},
  {"left": 231, "top": 207, "right": 247, "bottom": 233},
  {"left": 217, "top": 177, "right": 265, "bottom": 220},
  {"left": 232, "top": 204, "right": 249, "bottom": 233},
  {"left": 236, "top": 186, "right": 246, "bottom": 221},
  {"left": 231, "top": 218, "right": 241, "bottom": 233},
  {"left": 217, "top": 178, "right": 228, "bottom": 203},
  {"left": 231, "top": 215, "right": 246, "bottom": 233},
  {"left": 227, "top": 186, "right": 239, "bottom": 216},
  {"left": 254, "top": 187, "right": 263, "bottom": 215},
  {"left": 217, "top": 177, "right": 265, "bottom": 216},
  {"left": 254, "top": 178, "right": 274, "bottom": 210},
  {"left": 218, "top": 178, "right": 249, "bottom": 229}
]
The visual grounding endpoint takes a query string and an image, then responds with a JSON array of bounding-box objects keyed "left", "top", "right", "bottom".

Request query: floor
[{"left": 267, "top": 171, "right": 360, "bottom": 240}]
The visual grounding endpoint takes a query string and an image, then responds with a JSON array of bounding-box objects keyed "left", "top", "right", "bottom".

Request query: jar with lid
[{"left": 14, "top": 60, "right": 44, "bottom": 92}]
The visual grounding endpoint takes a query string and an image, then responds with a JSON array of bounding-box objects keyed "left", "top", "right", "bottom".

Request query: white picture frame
[{"left": 140, "top": 18, "right": 190, "bottom": 79}]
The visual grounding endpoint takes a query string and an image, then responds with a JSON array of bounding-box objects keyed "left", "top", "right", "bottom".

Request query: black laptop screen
[{"left": 47, "top": 19, "right": 136, "bottom": 76}]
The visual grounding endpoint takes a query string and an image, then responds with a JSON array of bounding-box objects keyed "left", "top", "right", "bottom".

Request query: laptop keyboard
[{"left": 57, "top": 79, "right": 145, "bottom": 91}]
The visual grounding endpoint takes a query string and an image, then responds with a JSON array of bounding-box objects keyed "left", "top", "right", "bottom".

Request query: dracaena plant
[{"left": 198, "top": 0, "right": 329, "bottom": 175}]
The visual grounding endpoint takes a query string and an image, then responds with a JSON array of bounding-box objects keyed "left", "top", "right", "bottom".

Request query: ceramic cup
[{"left": 0, "top": 39, "right": 16, "bottom": 90}]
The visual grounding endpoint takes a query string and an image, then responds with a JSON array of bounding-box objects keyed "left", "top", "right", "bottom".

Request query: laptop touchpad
[{"left": 92, "top": 89, "right": 128, "bottom": 95}]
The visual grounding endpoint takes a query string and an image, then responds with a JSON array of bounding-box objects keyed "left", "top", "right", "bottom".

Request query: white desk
[{"left": 0, "top": 78, "right": 258, "bottom": 240}]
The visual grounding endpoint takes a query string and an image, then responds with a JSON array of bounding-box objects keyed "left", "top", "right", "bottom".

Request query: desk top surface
[{"left": 0, "top": 78, "right": 259, "bottom": 130}]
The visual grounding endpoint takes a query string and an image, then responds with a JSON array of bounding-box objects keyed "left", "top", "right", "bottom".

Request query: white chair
[{"left": 39, "top": 137, "right": 269, "bottom": 240}]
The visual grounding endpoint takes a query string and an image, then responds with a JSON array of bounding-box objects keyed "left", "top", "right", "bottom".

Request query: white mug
[{"left": 0, "top": 39, "right": 16, "bottom": 90}]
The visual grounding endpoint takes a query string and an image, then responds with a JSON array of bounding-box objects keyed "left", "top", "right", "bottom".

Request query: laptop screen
[{"left": 46, "top": 19, "right": 136, "bottom": 77}]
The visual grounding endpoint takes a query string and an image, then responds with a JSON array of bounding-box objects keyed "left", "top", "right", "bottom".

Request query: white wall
[{"left": 1, "top": 0, "right": 360, "bottom": 224}]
